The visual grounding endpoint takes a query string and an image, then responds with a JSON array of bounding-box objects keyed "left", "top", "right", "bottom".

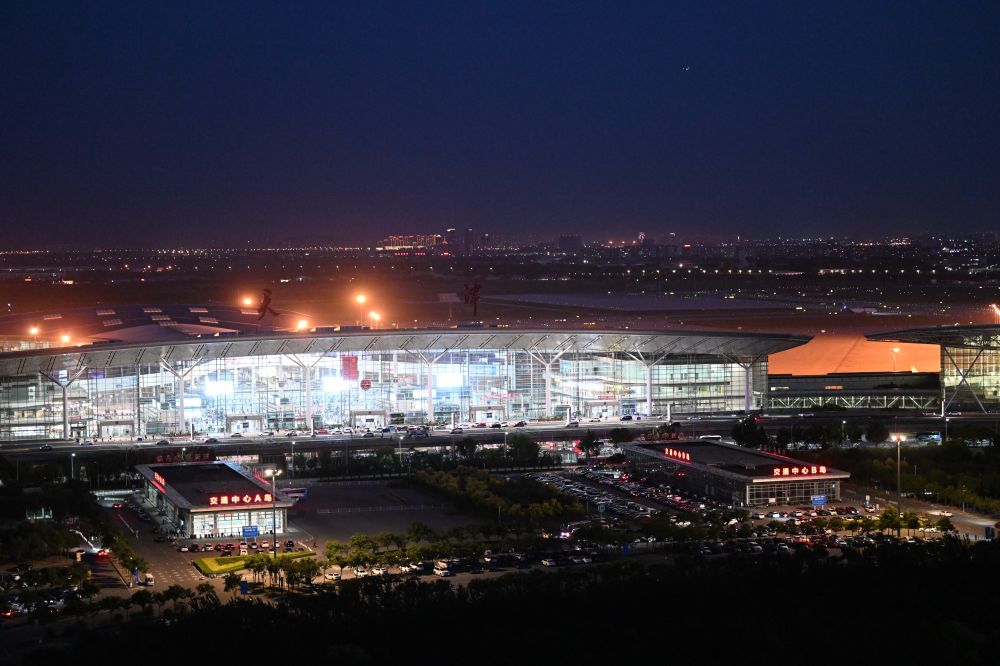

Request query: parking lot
[{"left": 290, "top": 480, "right": 475, "bottom": 549}]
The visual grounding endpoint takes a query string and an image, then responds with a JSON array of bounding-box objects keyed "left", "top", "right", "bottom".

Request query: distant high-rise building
[
  {"left": 464, "top": 228, "right": 474, "bottom": 255},
  {"left": 377, "top": 234, "right": 444, "bottom": 252},
  {"left": 445, "top": 228, "right": 458, "bottom": 249}
]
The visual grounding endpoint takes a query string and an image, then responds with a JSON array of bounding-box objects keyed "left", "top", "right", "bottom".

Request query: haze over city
[{"left": 3, "top": 2, "right": 1000, "bottom": 248}]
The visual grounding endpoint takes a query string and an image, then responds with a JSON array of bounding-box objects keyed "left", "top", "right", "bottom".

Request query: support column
[
  {"left": 178, "top": 373, "right": 186, "bottom": 435},
  {"left": 61, "top": 384, "right": 69, "bottom": 440},
  {"left": 743, "top": 363, "right": 752, "bottom": 413},
  {"left": 304, "top": 365, "right": 313, "bottom": 434},
  {"left": 134, "top": 365, "right": 141, "bottom": 438},
  {"left": 426, "top": 362, "right": 434, "bottom": 423},
  {"left": 544, "top": 363, "right": 553, "bottom": 416},
  {"left": 646, "top": 364, "right": 654, "bottom": 417}
]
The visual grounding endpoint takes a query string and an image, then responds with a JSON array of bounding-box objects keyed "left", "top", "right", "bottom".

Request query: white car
[
  {"left": 541, "top": 558, "right": 557, "bottom": 567},
  {"left": 324, "top": 571, "right": 341, "bottom": 581},
  {"left": 433, "top": 568, "right": 452, "bottom": 577}
]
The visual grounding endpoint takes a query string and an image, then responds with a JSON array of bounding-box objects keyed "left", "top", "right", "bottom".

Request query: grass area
[{"left": 194, "top": 550, "right": 315, "bottom": 575}]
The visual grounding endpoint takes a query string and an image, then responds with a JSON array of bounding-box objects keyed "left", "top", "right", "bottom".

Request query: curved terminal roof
[
  {"left": 0, "top": 328, "right": 810, "bottom": 375},
  {"left": 868, "top": 325, "right": 1000, "bottom": 350}
]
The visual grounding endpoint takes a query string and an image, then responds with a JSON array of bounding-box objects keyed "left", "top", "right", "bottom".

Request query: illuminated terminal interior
[{"left": 0, "top": 327, "right": 806, "bottom": 441}]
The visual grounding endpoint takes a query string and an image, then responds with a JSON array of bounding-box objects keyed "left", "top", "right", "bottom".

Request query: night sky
[{"left": 2, "top": 1, "right": 999, "bottom": 248}]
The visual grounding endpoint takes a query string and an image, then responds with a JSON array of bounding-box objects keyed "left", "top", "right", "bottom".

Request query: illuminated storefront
[
  {"left": 0, "top": 328, "right": 808, "bottom": 441},
  {"left": 624, "top": 440, "right": 849, "bottom": 507},
  {"left": 135, "top": 461, "right": 293, "bottom": 539}
]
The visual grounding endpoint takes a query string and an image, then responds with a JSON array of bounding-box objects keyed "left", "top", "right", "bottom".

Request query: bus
[{"left": 283, "top": 487, "right": 308, "bottom": 502}]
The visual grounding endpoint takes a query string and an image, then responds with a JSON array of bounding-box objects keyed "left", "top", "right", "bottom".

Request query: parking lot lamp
[{"left": 265, "top": 468, "right": 282, "bottom": 560}]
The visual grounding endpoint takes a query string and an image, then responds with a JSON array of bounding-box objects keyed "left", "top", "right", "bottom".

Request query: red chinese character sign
[
  {"left": 360, "top": 379, "right": 372, "bottom": 391},
  {"left": 208, "top": 493, "right": 273, "bottom": 506},
  {"left": 771, "top": 465, "right": 828, "bottom": 477},
  {"left": 664, "top": 448, "right": 691, "bottom": 462}
]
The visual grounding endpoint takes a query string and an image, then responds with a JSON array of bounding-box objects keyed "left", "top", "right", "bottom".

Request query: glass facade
[
  {"left": 0, "top": 345, "right": 767, "bottom": 440},
  {"left": 941, "top": 342, "right": 1000, "bottom": 412}
]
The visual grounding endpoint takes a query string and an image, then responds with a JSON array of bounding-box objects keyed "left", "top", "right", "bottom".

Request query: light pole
[
  {"left": 891, "top": 434, "right": 902, "bottom": 516},
  {"left": 504, "top": 431, "right": 509, "bottom": 459},
  {"left": 945, "top": 417, "right": 950, "bottom": 443},
  {"left": 265, "top": 468, "right": 282, "bottom": 559},
  {"left": 70, "top": 453, "right": 76, "bottom": 480},
  {"left": 355, "top": 294, "right": 366, "bottom": 326},
  {"left": 369, "top": 311, "right": 381, "bottom": 330},
  {"left": 181, "top": 446, "right": 186, "bottom": 462},
  {"left": 891, "top": 347, "right": 900, "bottom": 372},
  {"left": 399, "top": 435, "right": 404, "bottom": 472},
  {"left": 290, "top": 441, "right": 295, "bottom": 479},
  {"left": 841, "top": 420, "right": 846, "bottom": 445}
]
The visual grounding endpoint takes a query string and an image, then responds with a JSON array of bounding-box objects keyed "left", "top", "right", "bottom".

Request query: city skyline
[{"left": 3, "top": 2, "right": 1000, "bottom": 248}]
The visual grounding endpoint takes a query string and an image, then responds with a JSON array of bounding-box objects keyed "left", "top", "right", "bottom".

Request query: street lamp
[
  {"left": 70, "top": 452, "right": 76, "bottom": 480},
  {"left": 504, "top": 430, "right": 509, "bottom": 459},
  {"left": 290, "top": 441, "right": 296, "bottom": 479},
  {"left": 841, "top": 420, "right": 846, "bottom": 444},
  {"left": 399, "top": 435, "right": 405, "bottom": 472},
  {"left": 60, "top": 334, "right": 71, "bottom": 345},
  {"left": 369, "top": 311, "right": 381, "bottom": 329},
  {"left": 944, "top": 417, "right": 950, "bottom": 443},
  {"left": 891, "top": 347, "right": 901, "bottom": 372},
  {"left": 243, "top": 296, "right": 254, "bottom": 307},
  {"left": 891, "top": 434, "right": 902, "bottom": 516},
  {"left": 181, "top": 446, "right": 186, "bottom": 462},
  {"left": 296, "top": 319, "right": 309, "bottom": 331},
  {"left": 265, "top": 468, "right": 283, "bottom": 560},
  {"left": 355, "top": 294, "right": 366, "bottom": 325}
]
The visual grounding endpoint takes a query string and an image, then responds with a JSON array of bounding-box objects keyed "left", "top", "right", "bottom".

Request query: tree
[
  {"left": 577, "top": 431, "right": 600, "bottom": 459},
  {"left": 130, "top": 589, "right": 153, "bottom": 615},
  {"left": 936, "top": 516, "right": 955, "bottom": 533},
  {"left": 608, "top": 428, "right": 635, "bottom": 445},
  {"left": 456, "top": 437, "right": 479, "bottom": 460},
  {"left": 845, "top": 423, "right": 864, "bottom": 443},
  {"left": 901, "top": 511, "right": 920, "bottom": 535},
  {"left": 223, "top": 572, "right": 243, "bottom": 594},
  {"left": 194, "top": 581, "right": 219, "bottom": 608},
  {"left": 878, "top": 506, "right": 901, "bottom": 533},
  {"left": 865, "top": 422, "right": 890, "bottom": 445},
  {"left": 507, "top": 435, "right": 540, "bottom": 462}
]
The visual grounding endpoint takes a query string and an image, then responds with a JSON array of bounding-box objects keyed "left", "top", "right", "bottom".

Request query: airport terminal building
[
  {"left": 869, "top": 325, "right": 1000, "bottom": 413},
  {"left": 0, "top": 314, "right": 808, "bottom": 441},
  {"left": 623, "top": 439, "right": 850, "bottom": 507}
]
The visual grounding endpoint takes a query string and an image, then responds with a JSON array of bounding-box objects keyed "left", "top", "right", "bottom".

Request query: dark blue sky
[{"left": 2, "top": 1, "right": 999, "bottom": 247}]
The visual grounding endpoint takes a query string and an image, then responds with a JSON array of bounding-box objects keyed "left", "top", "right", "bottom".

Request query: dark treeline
[{"left": 22, "top": 538, "right": 1000, "bottom": 665}]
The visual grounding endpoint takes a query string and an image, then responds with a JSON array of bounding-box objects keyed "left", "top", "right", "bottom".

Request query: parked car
[{"left": 38, "top": 444, "right": 53, "bottom": 451}]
